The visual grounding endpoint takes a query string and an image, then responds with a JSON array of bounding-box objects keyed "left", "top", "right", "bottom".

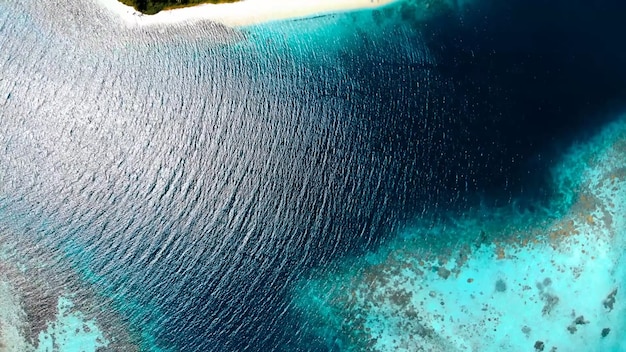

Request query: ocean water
[{"left": 0, "top": 0, "right": 625, "bottom": 351}]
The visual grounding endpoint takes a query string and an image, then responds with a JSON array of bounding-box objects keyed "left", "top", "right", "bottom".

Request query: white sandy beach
[{"left": 97, "top": 0, "right": 398, "bottom": 27}]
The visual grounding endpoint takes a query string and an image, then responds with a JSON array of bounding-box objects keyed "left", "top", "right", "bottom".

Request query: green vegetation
[{"left": 118, "top": 0, "right": 241, "bottom": 15}]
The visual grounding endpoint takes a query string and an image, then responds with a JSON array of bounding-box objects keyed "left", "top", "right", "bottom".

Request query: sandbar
[{"left": 97, "top": 0, "right": 398, "bottom": 27}]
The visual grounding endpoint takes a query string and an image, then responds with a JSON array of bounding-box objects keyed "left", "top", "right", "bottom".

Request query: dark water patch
[
  {"left": 410, "top": 0, "right": 626, "bottom": 204},
  {"left": 262, "top": 2, "right": 626, "bottom": 348}
]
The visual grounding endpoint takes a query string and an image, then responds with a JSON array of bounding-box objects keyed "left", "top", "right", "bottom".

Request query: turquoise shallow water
[
  {"left": 294, "top": 117, "right": 626, "bottom": 351},
  {"left": 1, "top": 0, "right": 626, "bottom": 351}
]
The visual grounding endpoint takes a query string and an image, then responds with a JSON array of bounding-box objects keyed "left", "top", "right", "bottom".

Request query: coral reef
[{"left": 295, "top": 118, "right": 626, "bottom": 351}]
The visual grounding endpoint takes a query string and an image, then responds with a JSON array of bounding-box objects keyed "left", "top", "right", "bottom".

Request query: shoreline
[{"left": 97, "top": 0, "right": 398, "bottom": 27}]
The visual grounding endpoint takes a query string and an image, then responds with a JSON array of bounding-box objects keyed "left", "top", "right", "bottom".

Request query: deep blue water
[{"left": 1, "top": 0, "right": 625, "bottom": 351}]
